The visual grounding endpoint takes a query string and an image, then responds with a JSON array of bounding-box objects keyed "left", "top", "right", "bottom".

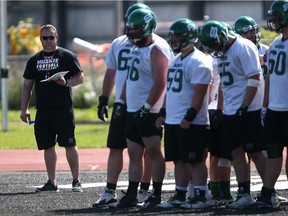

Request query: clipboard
[{"left": 40, "top": 71, "right": 69, "bottom": 82}]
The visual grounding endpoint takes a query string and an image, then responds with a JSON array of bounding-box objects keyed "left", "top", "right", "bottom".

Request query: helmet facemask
[
  {"left": 267, "top": 11, "right": 284, "bottom": 32},
  {"left": 126, "top": 25, "right": 149, "bottom": 46},
  {"left": 241, "top": 27, "right": 261, "bottom": 45},
  {"left": 168, "top": 32, "right": 197, "bottom": 53}
]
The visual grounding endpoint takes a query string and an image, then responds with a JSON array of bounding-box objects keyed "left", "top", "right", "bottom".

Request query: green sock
[{"left": 209, "top": 181, "right": 221, "bottom": 198}]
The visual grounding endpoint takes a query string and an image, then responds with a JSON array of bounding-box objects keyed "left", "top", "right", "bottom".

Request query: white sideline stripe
[{"left": 29, "top": 174, "right": 288, "bottom": 192}]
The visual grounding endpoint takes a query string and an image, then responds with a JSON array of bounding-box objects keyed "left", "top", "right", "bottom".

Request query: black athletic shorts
[
  {"left": 125, "top": 112, "right": 163, "bottom": 146},
  {"left": 265, "top": 109, "right": 288, "bottom": 148},
  {"left": 221, "top": 110, "right": 265, "bottom": 154},
  {"left": 164, "top": 123, "right": 208, "bottom": 163},
  {"left": 34, "top": 107, "right": 76, "bottom": 150},
  {"left": 107, "top": 103, "right": 127, "bottom": 149}
]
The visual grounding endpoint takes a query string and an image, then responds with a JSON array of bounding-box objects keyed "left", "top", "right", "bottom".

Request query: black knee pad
[{"left": 266, "top": 143, "right": 283, "bottom": 159}]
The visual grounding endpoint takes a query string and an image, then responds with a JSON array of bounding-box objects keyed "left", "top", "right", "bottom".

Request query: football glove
[
  {"left": 235, "top": 104, "right": 248, "bottom": 122},
  {"left": 134, "top": 105, "right": 150, "bottom": 126},
  {"left": 97, "top": 95, "right": 109, "bottom": 122},
  {"left": 112, "top": 102, "right": 126, "bottom": 119},
  {"left": 159, "top": 107, "right": 166, "bottom": 118}
]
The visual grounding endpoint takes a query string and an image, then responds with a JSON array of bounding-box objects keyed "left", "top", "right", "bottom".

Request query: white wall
[{"left": 204, "top": 1, "right": 263, "bottom": 24}]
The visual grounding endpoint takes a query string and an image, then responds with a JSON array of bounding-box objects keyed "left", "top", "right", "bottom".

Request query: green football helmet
[
  {"left": 267, "top": 0, "right": 288, "bottom": 32},
  {"left": 124, "top": 3, "right": 151, "bottom": 23},
  {"left": 168, "top": 18, "right": 199, "bottom": 53},
  {"left": 126, "top": 8, "right": 156, "bottom": 46},
  {"left": 221, "top": 22, "right": 233, "bottom": 31},
  {"left": 233, "top": 16, "right": 260, "bottom": 44},
  {"left": 199, "top": 20, "right": 229, "bottom": 57},
  {"left": 221, "top": 22, "right": 241, "bottom": 38}
]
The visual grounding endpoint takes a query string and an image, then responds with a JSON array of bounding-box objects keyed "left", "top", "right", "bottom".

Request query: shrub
[
  {"left": 260, "top": 28, "right": 279, "bottom": 46},
  {"left": 7, "top": 18, "right": 42, "bottom": 55}
]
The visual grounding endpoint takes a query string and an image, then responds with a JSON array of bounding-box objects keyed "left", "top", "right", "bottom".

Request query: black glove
[
  {"left": 184, "top": 107, "right": 197, "bottom": 122},
  {"left": 211, "top": 109, "right": 223, "bottom": 128},
  {"left": 134, "top": 105, "right": 150, "bottom": 126},
  {"left": 97, "top": 95, "right": 109, "bottom": 122},
  {"left": 235, "top": 104, "right": 248, "bottom": 122},
  {"left": 112, "top": 102, "right": 126, "bottom": 119},
  {"left": 159, "top": 107, "right": 166, "bottom": 118}
]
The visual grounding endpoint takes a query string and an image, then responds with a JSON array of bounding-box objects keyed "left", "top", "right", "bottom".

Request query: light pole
[{"left": 0, "top": 0, "right": 8, "bottom": 132}]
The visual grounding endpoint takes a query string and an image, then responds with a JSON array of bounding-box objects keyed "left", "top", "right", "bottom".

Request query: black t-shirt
[{"left": 23, "top": 47, "right": 82, "bottom": 109}]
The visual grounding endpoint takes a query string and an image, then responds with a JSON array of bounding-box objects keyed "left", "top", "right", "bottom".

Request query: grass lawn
[{"left": 0, "top": 108, "right": 110, "bottom": 149}]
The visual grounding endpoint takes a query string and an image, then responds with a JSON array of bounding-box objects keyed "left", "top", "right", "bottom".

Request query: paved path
[{"left": 0, "top": 148, "right": 174, "bottom": 172}]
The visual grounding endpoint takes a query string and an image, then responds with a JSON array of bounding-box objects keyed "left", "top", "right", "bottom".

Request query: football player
[
  {"left": 254, "top": 0, "right": 288, "bottom": 209},
  {"left": 199, "top": 20, "right": 265, "bottom": 209},
  {"left": 93, "top": 3, "right": 152, "bottom": 208}
]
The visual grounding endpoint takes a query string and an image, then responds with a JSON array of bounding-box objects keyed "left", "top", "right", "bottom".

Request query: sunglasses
[{"left": 42, "top": 36, "right": 55, "bottom": 41}]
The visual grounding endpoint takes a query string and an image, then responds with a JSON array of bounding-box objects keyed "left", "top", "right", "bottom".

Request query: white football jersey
[
  {"left": 126, "top": 33, "right": 174, "bottom": 113},
  {"left": 267, "top": 35, "right": 288, "bottom": 111},
  {"left": 105, "top": 35, "right": 133, "bottom": 102},
  {"left": 165, "top": 48, "right": 212, "bottom": 125},
  {"left": 218, "top": 37, "right": 264, "bottom": 115}
]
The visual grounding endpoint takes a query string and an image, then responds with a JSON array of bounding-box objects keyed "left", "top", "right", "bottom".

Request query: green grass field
[{"left": 0, "top": 108, "right": 110, "bottom": 149}]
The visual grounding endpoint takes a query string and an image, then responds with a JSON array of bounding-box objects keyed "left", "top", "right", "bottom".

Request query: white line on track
[{"left": 29, "top": 174, "right": 288, "bottom": 192}]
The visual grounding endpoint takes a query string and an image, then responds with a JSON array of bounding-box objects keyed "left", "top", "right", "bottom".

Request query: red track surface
[
  {"left": 0, "top": 148, "right": 174, "bottom": 172},
  {"left": 1, "top": 148, "right": 285, "bottom": 172}
]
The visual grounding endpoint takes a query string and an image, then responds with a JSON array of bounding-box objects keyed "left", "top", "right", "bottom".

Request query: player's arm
[
  {"left": 101, "top": 68, "right": 116, "bottom": 97},
  {"left": 241, "top": 73, "right": 260, "bottom": 107},
  {"left": 145, "top": 46, "right": 169, "bottom": 107},
  {"left": 180, "top": 84, "right": 209, "bottom": 129},
  {"left": 216, "top": 84, "right": 224, "bottom": 110}
]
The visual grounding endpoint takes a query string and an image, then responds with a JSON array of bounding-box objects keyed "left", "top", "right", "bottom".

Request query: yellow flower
[{"left": 7, "top": 18, "right": 42, "bottom": 55}]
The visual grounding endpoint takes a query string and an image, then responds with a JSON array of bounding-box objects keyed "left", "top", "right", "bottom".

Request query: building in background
[{"left": 7, "top": 1, "right": 272, "bottom": 49}]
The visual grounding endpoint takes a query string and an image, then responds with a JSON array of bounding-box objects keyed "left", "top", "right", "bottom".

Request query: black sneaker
[
  {"left": 140, "top": 193, "right": 161, "bottom": 209},
  {"left": 36, "top": 180, "right": 59, "bottom": 192},
  {"left": 72, "top": 179, "right": 83, "bottom": 192},
  {"left": 109, "top": 191, "right": 137, "bottom": 208}
]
